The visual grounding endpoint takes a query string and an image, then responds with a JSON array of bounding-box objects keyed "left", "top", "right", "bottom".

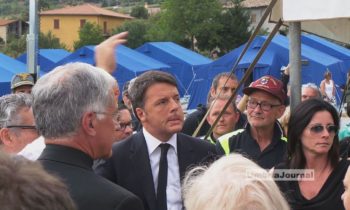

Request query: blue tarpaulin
[
  {"left": 50, "top": 45, "right": 171, "bottom": 95},
  {"left": 17, "top": 49, "right": 71, "bottom": 72},
  {"left": 136, "top": 42, "right": 212, "bottom": 96},
  {"left": 0, "top": 53, "right": 28, "bottom": 96},
  {"left": 187, "top": 35, "right": 346, "bottom": 109},
  {"left": 0, "top": 66, "right": 17, "bottom": 96},
  {"left": 301, "top": 34, "right": 350, "bottom": 74}
]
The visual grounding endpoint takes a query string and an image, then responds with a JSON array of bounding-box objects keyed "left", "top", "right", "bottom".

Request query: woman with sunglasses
[{"left": 275, "top": 98, "right": 349, "bottom": 210}]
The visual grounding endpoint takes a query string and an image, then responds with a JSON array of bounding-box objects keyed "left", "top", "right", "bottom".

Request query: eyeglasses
[
  {"left": 5, "top": 125, "right": 37, "bottom": 130},
  {"left": 247, "top": 99, "right": 281, "bottom": 111},
  {"left": 116, "top": 122, "right": 133, "bottom": 131},
  {"left": 309, "top": 124, "right": 338, "bottom": 134}
]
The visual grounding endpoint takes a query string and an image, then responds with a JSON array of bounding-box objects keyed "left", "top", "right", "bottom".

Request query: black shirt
[
  {"left": 216, "top": 122, "right": 287, "bottom": 169},
  {"left": 275, "top": 159, "right": 349, "bottom": 210}
]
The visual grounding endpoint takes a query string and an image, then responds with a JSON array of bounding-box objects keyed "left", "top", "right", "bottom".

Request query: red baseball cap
[{"left": 243, "top": 75, "right": 287, "bottom": 104}]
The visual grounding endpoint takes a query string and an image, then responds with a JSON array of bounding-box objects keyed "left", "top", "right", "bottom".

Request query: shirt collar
[
  {"left": 143, "top": 127, "right": 178, "bottom": 156},
  {"left": 246, "top": 121, "right": 285, "bottom": 142}
]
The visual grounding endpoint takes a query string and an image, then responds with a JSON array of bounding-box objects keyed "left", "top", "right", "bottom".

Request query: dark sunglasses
[{"left": 309, "top": 124, "right": 338, "bottom": 134}]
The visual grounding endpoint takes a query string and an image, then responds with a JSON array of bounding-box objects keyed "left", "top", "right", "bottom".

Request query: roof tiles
[{"left": 40, "top": 4, "right": 133, "bottom": 19}]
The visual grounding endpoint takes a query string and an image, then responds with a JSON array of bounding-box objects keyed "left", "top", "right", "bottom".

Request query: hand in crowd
[{"left": 95, "top": 31, "right": 128, "bottom": 74}]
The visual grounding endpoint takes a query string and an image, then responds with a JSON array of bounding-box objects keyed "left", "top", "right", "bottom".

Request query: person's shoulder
[
  {"left": 112, "top": 132, "right": 141, "bottom": 150},
  {"left": 218, "top": 129, "right": 245, "bottom": 142},
  {"left": 93, "top": 175, "right": 144, "bottom": 210},
  {"left": 178, "top": 133, "right": 214, "bottom": 149},
  {"left": 96, "top": 175, "right": 135, "bottom": 196},
  {"left": 179, "top": 133, "right": 207, "bottom": 143}
]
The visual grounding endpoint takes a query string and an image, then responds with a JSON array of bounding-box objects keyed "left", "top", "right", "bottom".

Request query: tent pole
[
  {"left": 27, "top": 0, "right": 39, "bottom": 81},
  {"left": 203, "top": 19, "right": 283, "bottom": 140},
  {"left": 289, "top": 22, "right": 302, "bottom": 111},
  {"left": 192, "top": 0, "right": 278, "bottom": 137}
]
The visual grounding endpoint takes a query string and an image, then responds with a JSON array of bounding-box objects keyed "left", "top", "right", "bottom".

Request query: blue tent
[
  {"left": 136, "top": 42, "right": 212, "bottom": 96},
  {"left": 0, "top": 67, "right": 16, "bottom": 96},
  {"left": 187, "top": 35, "right": 346, "bottom": 109},
  {"left": 187, "top": 36, "right": 285, "bottom": 109},
  {"left": 265, "top": 35, "right": 346, "bottom": 90},
  {"left": 0, "top": 53, "right": 29, "bottom": 96},
  {"left": 51, "top": 45, "right": 171, "bottom": 95},
  {"left": 0, "top": 53, "right": 27, "bottom": 74},
  {"left": 301, "top": 34, "right": 350, "bottom": 73},
  {"left": 17, "top": 49, "right": 71, "bottom": 72}
]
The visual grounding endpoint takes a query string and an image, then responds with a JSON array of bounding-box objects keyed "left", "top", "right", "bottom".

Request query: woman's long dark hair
[{"left": 287, "top": 99, "right": 339, "bottom": 169}]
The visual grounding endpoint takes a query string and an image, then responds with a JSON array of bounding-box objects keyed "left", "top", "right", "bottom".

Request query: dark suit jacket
[
  {"left": 95, "top": 131, "right": 216, "bottom": 210},
  {"left": 39, "top": 144, "right": 144, "bottom": 210}
]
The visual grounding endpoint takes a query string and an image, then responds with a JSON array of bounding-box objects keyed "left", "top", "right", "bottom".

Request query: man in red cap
[{"left": 216, "top": 75, "right": 287, "bottom": 169}]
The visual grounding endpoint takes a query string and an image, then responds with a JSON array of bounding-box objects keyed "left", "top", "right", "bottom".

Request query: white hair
[
  {"left": 183, "top": 154, "right": 290, "bottom": 210},
  {"left": 32, "top": 62, "right": 118, "bottom": 138},
  {"left": 0, "top": 93, "right": 32, "bottom": 128}
]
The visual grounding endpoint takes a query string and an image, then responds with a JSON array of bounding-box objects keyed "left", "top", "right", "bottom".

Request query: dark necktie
[{"left": 156, "top": 143, "right": 170, "bottom": 210}]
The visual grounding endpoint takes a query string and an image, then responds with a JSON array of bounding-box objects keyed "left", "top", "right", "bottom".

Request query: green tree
[
  {"left": 215, "top": 0, "right": 251, "bottom": 53},
  {"left": 73, "top": 22, "right": 105, "bottom": 50},
  {"left": 130, "top": 6, "right": 149, "bottom": 19},
  {"left": 39, "top": 31, "right": 67, "bottom": 49},
  {"left": 150, "top": 0, "right": 222, "bottom": 50},
  {"left": 146, "top": 12, "right": 180, "bottom": 43},
  {"left": 0, "top": 35, "right": 27, "bottom": 57},
  {"left": 112, "top": 19, "right": 149, "bottom": 48}
]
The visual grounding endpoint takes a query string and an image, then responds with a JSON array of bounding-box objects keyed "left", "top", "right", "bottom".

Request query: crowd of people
[{"left": 1, "top": 31, "right": 350, "bottom": 210}]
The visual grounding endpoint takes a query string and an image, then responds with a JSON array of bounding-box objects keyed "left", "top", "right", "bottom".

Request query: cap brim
[
  {"left": 243, "top": 86, "right": 284, "bottom": 103},
  {"left": 11, "top": 81, "right": 34, "bottom": 89}
]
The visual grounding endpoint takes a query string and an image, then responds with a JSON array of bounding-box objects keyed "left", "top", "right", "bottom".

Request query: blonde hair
[{"left": 183, "top": 154, "right": 290, "bottom": 210}]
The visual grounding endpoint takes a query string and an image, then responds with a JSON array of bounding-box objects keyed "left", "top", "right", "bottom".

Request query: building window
[
  {"left": 103, "top": 21, "right": 107, "bottom": 34},
  {"left": 80, "top": 19, "right": 86, "bottom": 28},
  {"left": 250, "top": 14, "right": 257, "bottom": 23},
  {"left": 54, "top": 19, "right": 60, "bottom": 29}
]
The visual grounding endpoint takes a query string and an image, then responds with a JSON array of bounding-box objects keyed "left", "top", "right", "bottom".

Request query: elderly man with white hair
[{"left": 0, "top": 93, "right": 38, "bottom": 154}]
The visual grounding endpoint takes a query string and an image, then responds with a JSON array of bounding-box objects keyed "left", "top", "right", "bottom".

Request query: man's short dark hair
[
  {"left": 129, "top": 70, "right": 178, "bottom": 111},
  {"left": 0, "top": 152, "right": 76, "bottom": 210},
  {"left": 211, "top": 72, "right": 237, "bottom": 91}
]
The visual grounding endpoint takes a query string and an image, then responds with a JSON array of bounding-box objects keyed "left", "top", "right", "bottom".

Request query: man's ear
[
  {"left": 82, "top": 112, "right": 96, "bottom": 136},
  {"left": 0, "top": 128, "right": 13, "bottom": 146},
  {"left": 135, "top": 107, "right": 145, "bottom": 123},
  {"left": 210, "top": 87, "right": 216, "bottom": 97}
]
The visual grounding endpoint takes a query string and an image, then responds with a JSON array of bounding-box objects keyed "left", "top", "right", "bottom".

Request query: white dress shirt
[
  {"left": 143, "top": 128, "right": 183, "bottom": 210},
  {"left": 17, "top": 136, "right": 45, "bottom": 161}
]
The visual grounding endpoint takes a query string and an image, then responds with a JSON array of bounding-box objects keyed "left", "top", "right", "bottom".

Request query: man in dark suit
[
  {"left": 95, "top": 71, "right": 216, "bottom": 210},
  {"left": 33, "top": 33, "right": 144, "bottom": 210}
]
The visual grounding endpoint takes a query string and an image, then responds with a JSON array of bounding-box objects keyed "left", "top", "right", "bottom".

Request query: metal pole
[
  {"left": 27, "top": 0, "right": 38, "bottom": 80},
  {"left": 289, "top": 22, "right": 302, "bottom": 111}
]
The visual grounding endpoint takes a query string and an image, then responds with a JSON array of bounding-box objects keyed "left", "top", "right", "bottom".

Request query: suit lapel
[
  {"left": 177, "top": 134, "right": 195, "bottom": 180},
  {"left": 130, "top": 132, "right": 157, "bottom": 210}
]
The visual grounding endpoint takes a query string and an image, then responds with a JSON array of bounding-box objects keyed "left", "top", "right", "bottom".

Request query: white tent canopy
[
  {"left": 271, "top": 0, "right": 350, "bottom": 44},
  {"left": 283, "top": 0, "right": 350, "bottom": 21}
]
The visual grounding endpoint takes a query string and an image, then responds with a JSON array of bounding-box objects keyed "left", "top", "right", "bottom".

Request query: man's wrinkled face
[
  {"left": 246, "top": 91, "right": 285, "bottom": 129},
  {"left": 0, "top": 107, "right": 38, "bottom": 154}
]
